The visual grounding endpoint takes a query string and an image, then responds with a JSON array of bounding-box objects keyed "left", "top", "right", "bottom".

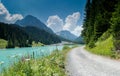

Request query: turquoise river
[{"left": 0, "top": 45, "right": 63, "bottom": 71}]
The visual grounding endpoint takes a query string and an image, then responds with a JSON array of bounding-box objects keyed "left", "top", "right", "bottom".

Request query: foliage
[
  {"left": 0, "top": 22, "right": 61, "bottom": 48},
  {"left": 82, "top": 0, "right": 120, "bottom": 58},
  {"left": 111, "top": 1, "right": 120, "bottom": 51},
  {"left": 24, "top": 26, "right": 61, "bottom": 45},
  {"left": 0, "top": 22, "right": 32, "bottom": 48},
  {"left": 0, "top": 46, "right": 72, "bottom": 76},
  {"left": 0, "top": 39, "right": 8, "bottom": 49},
  {"left": 63, "top": 46, "right": 70, "bottom": 50},
  {"left": 88, "top": 40, "right": 95, "bottom": 48},
  {"left": 98, "top": 30, "right": 112, "bottom": 41},
  {"left": 32, "top": 41, "right": 44, "bottom": 47},
  {"left": 82, "top": 0, "right": 118, "bottom": 48},
  {"left": 86, "top": 36, "right": 114, "bottom": 57}
]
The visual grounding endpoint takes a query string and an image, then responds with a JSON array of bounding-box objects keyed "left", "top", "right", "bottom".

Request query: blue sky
[
  {"left": 0, "top": 0, "right": 86, "bottom": 36},
  {"left": 2, "top": 0, "right": 86, "bottom": 24}
]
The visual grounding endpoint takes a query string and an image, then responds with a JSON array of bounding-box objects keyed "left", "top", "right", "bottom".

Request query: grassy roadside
[
  {"left": 86, "top": 36, "right": 120, "bottom": 59},
  {"left": 0, "top": 46, "right": 74, "bottom": 76}
]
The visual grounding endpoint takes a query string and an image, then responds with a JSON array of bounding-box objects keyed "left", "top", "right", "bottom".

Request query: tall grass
[
  {"left": 86, "top": 36, "right": 114, "bottom": 57},
  {"left": 86, "top": 36, "right": 120, "bottom": 59},
  {"left": 0, "top": 46, "right": 72, "bottom": 76}
]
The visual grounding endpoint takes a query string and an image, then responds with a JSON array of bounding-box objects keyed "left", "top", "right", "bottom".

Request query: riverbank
[
  {"left": 0, "top": 39, "right": 44, "bottom": 49},
  {"left": 0, "top": 46, "right": 74, "bottom": 76}
]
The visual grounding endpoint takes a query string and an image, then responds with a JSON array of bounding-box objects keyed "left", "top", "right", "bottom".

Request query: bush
[
  {"left": 114, "top": 40, "right": 120, "bottom": 52},
  {"left": 98, "top": 30, "right": 111, "bottom": 41},
  {"left": 88, "top": 41, "right": 95, "bottom": 48},
  {"left": 63, "top": 46, "right": 70, "bottom": 50}
]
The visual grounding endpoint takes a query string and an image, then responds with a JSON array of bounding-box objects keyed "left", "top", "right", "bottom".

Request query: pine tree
[{"left": 111, "top": 1, "right": 120, "bottom": 51}]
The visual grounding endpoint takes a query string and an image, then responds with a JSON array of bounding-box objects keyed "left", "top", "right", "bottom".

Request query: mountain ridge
[
  {"left": 0, "top": 22, "right": 61, "bottom": 48},
  {"left": 15, "top": 15, "right": 54, "bottom": 33},
  {"left": 56, "top": 30, "right": 77, "bottom": 41}
]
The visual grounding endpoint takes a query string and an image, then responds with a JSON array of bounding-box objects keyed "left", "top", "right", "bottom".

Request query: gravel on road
[{"left": 66, "top": 46, "right": 120, "bottom": 76}]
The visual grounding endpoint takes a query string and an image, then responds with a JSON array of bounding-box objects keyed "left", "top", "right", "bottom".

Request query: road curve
[{"left": 65, "top": 46, "right": 120, "bottom": 76}]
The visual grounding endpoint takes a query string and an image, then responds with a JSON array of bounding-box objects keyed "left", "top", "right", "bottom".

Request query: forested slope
[
  {"left": 0, "top": 22, "right": 31, "bottom": 48},
  {"left": 82, "top": 0, "right": 120, "bottom": 53},
  {"left": 24, "top": 26, "right": 61, "bottom": 45},
  {"left": 0, "top": 22, "right": 61, "bottom": 48}
]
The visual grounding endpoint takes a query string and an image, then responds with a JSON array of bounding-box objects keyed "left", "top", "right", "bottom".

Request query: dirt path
[{"left": 66, "top": 46, "right": 120, "bottom": 76}]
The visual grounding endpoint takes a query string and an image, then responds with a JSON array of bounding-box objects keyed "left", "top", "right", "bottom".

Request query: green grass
[
  {"left": 32, "top": 41, "right": 44, "bottom": 47},
  {"left": 0, "top": 39, "right": 8, "bottom": 49},
  {"left": 0, "top": 46, "right": 73, "bottom": 76},
  {"left": 86, "top": 36, "right": 114, "bottom": 57}
]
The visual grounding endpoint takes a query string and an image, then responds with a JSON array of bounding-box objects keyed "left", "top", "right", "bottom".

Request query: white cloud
[
  {"left": 63, "top": 12, "right": 80, "bottom": 31},
  {"left": 47, "top": 15, "right": 63, "bottom": 33},
  {"left": 0, "top": 3, "right": 23, "bottom": 24},
  {"left": 71, "top": 25, "right": 83, "bottom": 36},
  {"left": 46, "top": 12, "right": 82, "bottom": 37}
]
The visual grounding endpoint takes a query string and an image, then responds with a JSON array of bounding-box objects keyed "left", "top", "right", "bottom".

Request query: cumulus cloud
[
  {"left": 63, "top": 12, "right": 80, "bottom": 31},
  {"left": 46, "top": 12, "right": 83, "bottom": 37},
  {"left": 0, "top": 3, "right": 23, "bottom": 24},
  {"left": 71, "top": 25, "right": 83, "bottom": 36},
  {"left": 47, "top": 15, "right": 63, "bottom": 33}
]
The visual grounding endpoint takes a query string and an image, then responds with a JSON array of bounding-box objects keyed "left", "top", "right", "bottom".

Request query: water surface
[{"left": 0, "top": 45, "right": 63, "bottom": 71}]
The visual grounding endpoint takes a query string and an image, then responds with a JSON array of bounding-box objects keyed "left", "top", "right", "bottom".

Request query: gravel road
[{"left": 66, "top": 46, "right": 120, "bottom": 76}]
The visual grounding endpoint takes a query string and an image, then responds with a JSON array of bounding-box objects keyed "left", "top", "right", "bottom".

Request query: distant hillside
[
  {"left": 74, "top": 36, "right": 84, "bottom": 44},
  {"left": 0, "top": 22, "right": 61, "bottom": 48},
  {"left": 24, "top": 26, "right": 61, "bottom": 44},
  {"left": 0, "top": 22, "right": 31, "bottom": 48},
  {"left": 56, "top": 30, "right": 77, "bottom": 41},
  {"left": 16, "top": 15, "right": 54, "bottom": 33}
]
